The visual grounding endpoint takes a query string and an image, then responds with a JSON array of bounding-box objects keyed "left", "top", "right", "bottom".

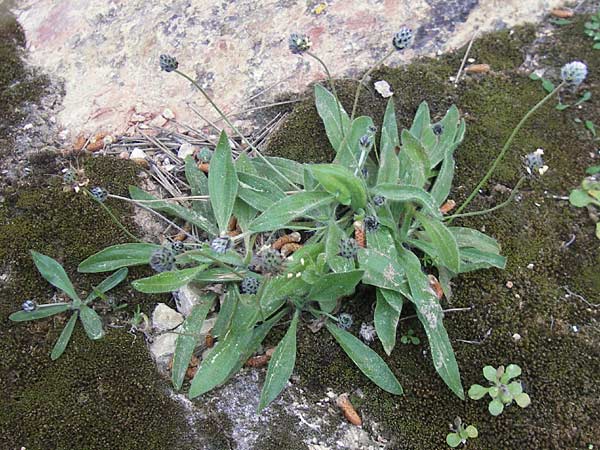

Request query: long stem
[
  {"left": 444, "top": 177, "right": 526, "bottom": 221},
  {"left": 87, "top": 190, "right": 141, "bottom": 242},
  {"left": 306, "top": 51, "right": 346, "bottom": 137},
  {"left": 452, "top": 82, "right": 565, "bottom": 219},
  {"left": 174, "top": 70, "right": 299, "bottom": 189},
  {"left": 350, "top": 49, "right": 396, "bottom": 121}
]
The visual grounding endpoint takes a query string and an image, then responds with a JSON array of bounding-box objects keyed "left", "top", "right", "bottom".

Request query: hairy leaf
[
  {"left": 79, "top": 305, "right": 104, "bottom": 340},
  {"left": 209, "top": 131, "right": 238, "bottom": 232},
  {"left": 9, "top": 303, "right": 71, "bottom": 322},
  {"left": 78, "top": 243, "right": 161, "bottom": 273},
  {"left": 85, "top": 268, "right": 128, "bottom": 303},
  {"left": 314, "top": 84, "right": 350, "bottom": 151},
  {"left": 132, "top": 266, "right": 208, "bottom": 293},
  {"left": 375, "top": 288, "right": 401, "bottom": 355},
  {"left": 30, "top": 251, "right": 80, "bottom": 301},
  {"left": 51, "top": 312, "right": 78, "bottom": 360}
]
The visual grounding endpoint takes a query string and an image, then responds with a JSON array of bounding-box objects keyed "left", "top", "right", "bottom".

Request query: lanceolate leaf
[
  {"left": 430, "top": 154, "right": 455, "bottom": 206},
  {"left": 375, "top": 288, "right": 401, "bottom": 356},
  {"left": 307, "top": 164, "right": 367, "bottom": 210},
  {"left": 372, "top": 184, "right": 442, "bottom": 219},
  {"left": 185, "top": 156, "right": 214, "bottom": 220},
  {"left": 79, "top": 305, "right": 104, "bottom": 340},
  {"left": 409, "top": 101, "right": 431, "bottom": 141},
  {"left": 397, "top": 247, "right": 464, "bottom": 399},
  {"left": 188, "top": 327, "right": 254, "bottom": 398},
  {"left": 237, "top": 172, "right": 286, "bottom": 212},
  {"left": 398, "top": 129, "right": 430, "bottom": 188},
  {"left": 252, "top": 156, "right": 304, "bottom": 189},
  {"left": 249, "top": 192, "right": 335, "bottom": 233},
  {"left": 132, "top": 266, "right": 208, "bottom": 293},
  {"left": 377, "top": 99, "right": 400, "bottom": 185},
  {"left": 51, "top": 312, "right": 78, "bottom": 360},
  {"left": 129, "top": 186, "right": 217, "bottom": 235},
  {"left": 415, "top": 212, "right": 460, "bottom": 273},
  {"left": 85, "top": 268, "right": 128, "bottom": 303},
  {"left": 30, "top": 251, "right": 80, "bottom": 301},
  {"left": 78, "top": 243, "right": 161, "bottom": 273},
  {"left": 308, "top": 270, "right": 364, "bottom": 302},
  {"left": 335, "top": 116, "right": 375, "bottom": 171},
  {"left": 448, "top": 227, "right": 500, "bottom": 254},
  {"left": 172, "top": 294, "right": 215, "bottom": 390},
  {"left": 258, "top": 311, "right": 299, "bottom": 411},
  {"left": 314, "top": 84, "right": 350, "bottom": 151},
  {"left": 326, "top": 322, "right": 403, "bottom": 395},
  {"left": 209, "top": 131, "right": 238, "bottom": 233},
  {"left": 9, "top": 303, "right": 71, "bottom": 322}
]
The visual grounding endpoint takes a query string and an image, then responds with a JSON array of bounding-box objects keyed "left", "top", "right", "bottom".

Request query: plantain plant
[{"left": 9, "top": 251, "right": 127, "bottom": 360}]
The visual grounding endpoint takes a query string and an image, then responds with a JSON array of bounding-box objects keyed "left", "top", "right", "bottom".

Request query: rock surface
[{"left": 14, "top": 0, "right": 567, "bottom": 136}]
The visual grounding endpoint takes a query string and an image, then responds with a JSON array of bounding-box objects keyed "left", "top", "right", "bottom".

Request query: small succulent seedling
[
  {"left": 400, "top": 328, "right": 420, "bottom": 345},
  {"left": 446, "top": 417, "right": 478, "bottom": 448},
  {"left": 468, "top": 364, "right": 531, "bottom": 416},
  {"left": 9, "top": 251, "right": 128, "bottom": 359},
  {"left": 569, "top": 168, "right": 600, "bottom": 239},
  {"left": 584, "top": 8, "right": 600, "bottom": 50}
]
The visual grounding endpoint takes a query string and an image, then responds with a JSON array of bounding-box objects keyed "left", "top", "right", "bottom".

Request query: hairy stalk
[
  {"left": 350, "top": 48, "right": 396, "bottom": 121},
  {"left": 87, "top": 190, "right": 141, "bottom": 242},
  {"left": 306, "top": 51, "right": 347, "bottom": 137},
  {"left": 444, "top": 177, "right": 526, "bottom": 221},
  {"left": 452, "top": 82, "right": 565, "bottom": 219},
  {"left": 173, "top": 69, "right": 299, "bottom": 189}
]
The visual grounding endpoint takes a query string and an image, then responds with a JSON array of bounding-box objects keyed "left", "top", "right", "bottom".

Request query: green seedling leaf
[
  {"left": 209, "top": 131, "right": 238, "bottom": 232},
  {"left": 172, "top": 294, "right": 215, "bottom": 390},
  {"left": 307, "top": 164, "right": 367, "bottom": 210},
  {"left": 483, "top": 365, "right": 497, "bottom": 382},
  {"left": 249, "top": 192, "right": 335, "bottom": 232},
  {"left": 185, "top": 156, "right": 214, "bottom": 220},
  {"left": 446, "top": 433, "right": 462, "bottom": 448},
  {"left": 129, "top": 185, "right": 217, "bottom": 235},
  {"left": 585, "top": 120, "right": 597, "bottom": 137},
  {"left": 326, "top": 322, "right": 403, "bottom": 395},
  {"left": 85, "top": 268, "right": 128, "bottom": 303},
  {"left": 51, "top": 312, "right": 78, "bottom": 360},
  {"left": 515, "top": 392, "right": 531, "bottom": 408},
  {"left": 9, "top": 303, "right": 71, "bottom": 322},
  {"left": 258, "top": 311, "right": 299, "bottom": 412},
  {"left": 507, "top": 381, "right": 523, "bottom": 396},
  {"left": 314, "top": 84, "right": 350, "bottom": 151},
  {"left": 569, "top": 189, "right": 594, "bottom": 207},
  {"left": 529, "top": 73, "right": 541, "bottom": 81},
  {"left": 132, "top": 266, "right": 208, "bottom": 293},
  {"left": 372, "top": 184, "right": 441, "bottom": 218},
  {"left": 575, "top": 91, "right": 592, "bottom": 106},
  {"left": 30, "top": 251, "right": 80, "bottom": 301},
  {"left": 398, "top": 248, "right": 464, "bottom": 399},
  {"left": 555, "top": 103, "right": 569, "bottom": 111},
  {"left": 468, "top": 384, "right": 488, "bottom": 400},
  {"left": 78, "top": 243, "right": 161, "bottom": 273},
  {"left": 377, "top": 99, "right": 400, "bottom": 185},
  {"left": 489, "top": 398, "right": 504, "bottom": 416},
  {"left": 375, "top": 288, "right": 401, "bottom": 355},
  {"left": 586, "top": 165, "right": 600, "bottom": 175},
  {"left": 308, "top": 270, "right": 364, "bottom": 303},
  {"left": 79, "top": 305, "right": 104, "bottom": 340},
  {"left": 542, "top": 78, "right": 555, "bottom": 93},
  {"left": 502, "top": 363, "right": 522, "bottom": 381},
  {"left": 237, "top": 172, "right": 286, "bottom": 212},
  {"left": 465, "top": 425, "right": 478, "bottom": 438},
  {"left": 415, "top": 212, "right": 460, "bottom": 272}
]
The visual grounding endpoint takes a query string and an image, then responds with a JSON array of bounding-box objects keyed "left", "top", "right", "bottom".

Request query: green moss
[{"left": 265, "top": 16, "right": 600, "bottom": 450}]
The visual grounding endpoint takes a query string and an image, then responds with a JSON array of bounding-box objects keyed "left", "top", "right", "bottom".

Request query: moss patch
[{"left": 265, "top": 14, "right": 600, "bottom": 450}]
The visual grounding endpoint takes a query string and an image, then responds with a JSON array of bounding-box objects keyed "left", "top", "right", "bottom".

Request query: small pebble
[
  {"left": 506, "top": 281, "right": 514, "bottom": 289},
  {"left": 118, "top": 151, "right": 129, "bottom": 159},
  {"left": 527, "top": 263, "right": 534, "bottom": 270},
  {"left": 512, "top": 333, "right": 521, "bottom": 342},
  {"left": 162, "top": 108, "right": 175, "bottom": 120}
]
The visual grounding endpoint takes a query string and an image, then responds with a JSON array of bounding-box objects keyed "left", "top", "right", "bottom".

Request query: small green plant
[
  {"left": 584, "top": 8, "right": 600, "bottom": 50},
  {"left": 446, "top": 417, "right": 478, "bottom": 448},
  {"left": 400, "top": 328, "right": 420, "bottom": 345},
  {"left": 9, "top": 251, "right": 128, "bottom": 359},
  {"left": 569, "top": 166, "right": 600, "bottom": 239},
  {"left": 468, "top": 364, "right": 531, "bottom": 416}
]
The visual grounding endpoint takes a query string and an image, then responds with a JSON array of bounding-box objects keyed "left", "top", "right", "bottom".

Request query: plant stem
[
  {"left": 350, "top": 48, "right": 396, "bottom": 121},
  {"left": 306, "top": 51, "right": 347, "bottom": 137},
  {"left": 174, "top": 69, "right": 299, "bottom": 189},
  {"left": 452, "top": 82, "right": 565, "bottom": 219},
  {"left": 88, "top": 190, "right": 141, "bottom": 242},
  {"left": 444, "top": 177, "right": 526, "bottom": 221}
]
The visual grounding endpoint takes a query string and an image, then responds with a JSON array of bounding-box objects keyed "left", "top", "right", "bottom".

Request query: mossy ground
[{"left": 263, "top": 14, "right": 599, "bottom": 450}]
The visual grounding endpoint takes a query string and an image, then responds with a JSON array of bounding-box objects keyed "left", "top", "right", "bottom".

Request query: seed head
[
  {"left": 210, "top": 236, "right": 232, "bottom": 254},
  {"left": 359, "top": 323, "right": 377, "bottom": 343},
  {"left": 359, "top": 134, "right": 372, "bottom": 147},
  {"left": 373, "top": 195, "right": 385, "bottom": 207},
  {"left": 361, "top": 167, "right": 369, "bottom": 178},
  {"left": 339, "top": 238, "right": 358, "bottom": 259},
  {"left": 149, "top": 247, "right": 176, "bottom": 272},
  {"left": 432, "top": 123, "right": 444, "bottom": 136},
  {"left": 90, "top": 186, "right": 108, "bottom": 203},
  {"left": 21, "top": 300, "right": 37, "bottom": 312},
  {"left": 524, "top": 148, "right": 548, "bottom": 176},
  {"left": 261, "top": 249, "right": 284, "bottom": 273},
  {"left": 363, "top": 215, "right": 379, "bottom": 232},
  {"left": 63, "top": 169, "right": 76, "bottom": 184},
  {"left": 367, "top": 125, "right": 377, "bottom": 135},
  {"left": 170, "top": 241, "right": 185, "bottom": 255},
  {"left": 289, "top": 33, "right": 312, "bottom": 54},
  {"left": 159, "top": 54, "right": 179, "bottom": 72},
  {"left": 240, "top": 276, "right": 260, "bottom": 295},
  {"left": 337, "top": 312, "right": 353, "bottom": 330},
  {"left": 561, "top": 61, "right": 587, "bottom": 86},
  {"left": 393, "top": 27, "right": 413, "bottom": 51},
  {"left": 194, "top": 147, "right": 213, "bottom": 163}
]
